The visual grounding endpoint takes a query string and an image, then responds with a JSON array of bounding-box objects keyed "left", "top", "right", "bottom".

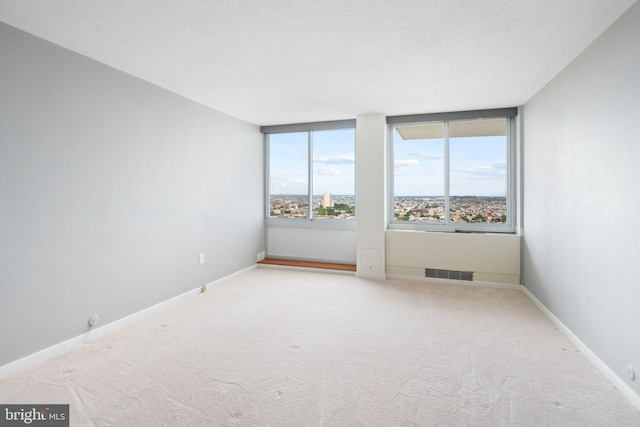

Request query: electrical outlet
[
  {"left": 199, "top": 253, "right": 205, "bottom": 264},
  {"left": 88, "top": 315, "right": 99, "bottom": 328},
  {"left": 627, "top": 365, "right": 636, "bottom": 381}
]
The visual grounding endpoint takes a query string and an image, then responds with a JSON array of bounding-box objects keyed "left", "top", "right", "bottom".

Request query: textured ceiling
[{"left": 0, "top": 0, "right": 636, "bottom": 125}]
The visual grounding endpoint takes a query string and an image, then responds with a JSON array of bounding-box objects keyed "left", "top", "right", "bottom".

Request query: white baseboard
[
  {"left": 0, "top": 333, "right": 87, "bottom": 382},
  {"left": 386, "top": 274, "right": 522, "bottom": 290},
  {"left": 522, "top": 286, "right": 640, "bottom": 411},
  {"left": 0, "top": 264, "right": 257, "bottom": 380},
  {"left": 355, "top": 272, "right": 387, "bottom": 280}
]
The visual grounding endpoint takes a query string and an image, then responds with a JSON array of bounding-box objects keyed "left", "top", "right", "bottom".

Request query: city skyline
[{"left": 269, "top": 193, "right": 506, "bottom": 224}]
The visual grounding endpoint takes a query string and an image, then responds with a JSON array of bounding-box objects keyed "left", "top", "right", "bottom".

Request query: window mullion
[
  {"left": 444, "top": 121, "right": 451, "bottom": 225},
  {"left": 308, "top": 131, "right": 313, "bottom": 220},
  {"left": 265, "top": 134, "right": 270, "bottom": 219},
  {"left": 389, "top": 126, "right": 396, "bottom": 224},
  {"left": 507, "top": 116, "right": 515, "bottom": 228}
]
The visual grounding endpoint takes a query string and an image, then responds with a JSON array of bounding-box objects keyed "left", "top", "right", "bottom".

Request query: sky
[
  {"left": 268, "top": 126, "right": 507, "bottom": 197},
  {"left": 393, "top": 128, "right": 507, "bottom": 197},
  {"left": 269, "top": 129, "right": 355, "bottom": 196}
]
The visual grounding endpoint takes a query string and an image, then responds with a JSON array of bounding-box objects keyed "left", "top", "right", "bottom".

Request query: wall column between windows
[{"left": 355, "top": 113, "right": 387, "bottom": 279}]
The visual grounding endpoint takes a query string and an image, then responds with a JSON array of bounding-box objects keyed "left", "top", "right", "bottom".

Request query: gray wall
[
  {"left": 0, "top": 23, "right": 264, "bottom": 366},
  {"left": 523, "top": 3, "right": 640, "bottom": 395}
]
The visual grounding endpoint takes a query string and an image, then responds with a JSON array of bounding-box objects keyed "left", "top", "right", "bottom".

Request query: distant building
[{"left": 322, "top": 193, "right": 333, "bottom": 208}]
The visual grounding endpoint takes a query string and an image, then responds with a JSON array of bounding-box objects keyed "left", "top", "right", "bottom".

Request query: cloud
[
  {"left": 394, "top": 159, "right": 419, "bottom": 168},
  {"left": 451, "top": 163, "right": 506, "bottom": 179},
  {"left": 394, "top": 160, "right": 444, "bottom": 177},
  {"left": 394, "top": 168, "right": 444, "bottom": 177},
  {"left": 492, "top": 162, "right": 506, "bottom": 170},
  {"left": 269, "top": 173, "right": 307, "bottom": 188},
  {"left": 313, "top": 153, "right": 355, "bottom": 164},
  {"left": 315, "top": 166, "right": 341, "bottom": 176},
  {"left": 397, "top": 148, "right": 442, "bottom": 160}
]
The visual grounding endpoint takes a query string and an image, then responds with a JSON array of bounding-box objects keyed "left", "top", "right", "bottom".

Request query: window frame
[
  {"left": 262, "top": 120, "right": 357, "bottom": 230},
  {"left": 388, "top": 108, "right": 517, "bottom": 234}
]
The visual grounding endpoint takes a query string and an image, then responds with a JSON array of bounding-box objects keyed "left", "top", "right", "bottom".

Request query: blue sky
[
  {"left": 269, "top": 129, "right": 355, "bottom": 196},
  {"left": 268, "top": 127, "right": 506, "bottom": 197},
  {"left": 393, "top": 129, "right": 507, "bottom": 197}
]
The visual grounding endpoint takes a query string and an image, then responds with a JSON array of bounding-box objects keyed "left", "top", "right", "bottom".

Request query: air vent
[{"left": 425, "top": 268, "right": 473, "bottom": 281}]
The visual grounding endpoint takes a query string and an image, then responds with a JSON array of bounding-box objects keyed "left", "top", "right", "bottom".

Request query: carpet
[{"left": 1, "top": 268, "right": 638, "bottom": 426}]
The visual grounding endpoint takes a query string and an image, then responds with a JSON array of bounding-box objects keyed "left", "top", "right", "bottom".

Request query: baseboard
[
  {"left": 522, "top": 286, "right": 640, "bottom": 411},
  {"left": 354, "top": 272, "right": 387, "bottom": 280},
  {"left": 0, "top": 333, "right": 88, "bottom": 382},
  {"left": 386, "top": 274, "right": 522, "bottom": 290},
  {"left": 0, "top": 264, "right": 257, "bottom": 380}
]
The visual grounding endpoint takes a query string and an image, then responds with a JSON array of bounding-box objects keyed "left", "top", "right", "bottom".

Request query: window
[
  {"left": 268, "top": 132, "right": 309, "bottom": 218},
  {"left": 389, "top": 109, "right": 516, "bottom": 232},
  {"left": 263, "top": 121, "right": 356, "bottom": 226}
]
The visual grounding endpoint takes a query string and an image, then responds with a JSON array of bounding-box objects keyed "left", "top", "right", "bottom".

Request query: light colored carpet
[{"left": 1, "top": 268, "right": 638, "bottom": 426}]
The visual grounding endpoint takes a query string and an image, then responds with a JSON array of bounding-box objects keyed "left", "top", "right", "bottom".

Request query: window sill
[
  {"left": 266, "top": 217, "right": 357, "bottom": 230},
  {"left": 388, "top": 222, "right": 515, "bottom": 234}
]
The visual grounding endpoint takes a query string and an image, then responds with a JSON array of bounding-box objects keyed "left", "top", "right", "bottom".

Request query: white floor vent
[{"left": 425, "top": 268, "right": 474, "bottom": 281}]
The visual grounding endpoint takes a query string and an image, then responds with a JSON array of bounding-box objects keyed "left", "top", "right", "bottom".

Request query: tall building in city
[{"left": 322, "top": 193, "right": 333, "bottom": 208}]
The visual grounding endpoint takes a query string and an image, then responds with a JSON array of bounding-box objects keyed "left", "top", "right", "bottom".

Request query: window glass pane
[
  {"left": 393, "top": 123, "right": 445, "bottom": 222},
  {"left": 269, "top": 132, "right": 308, "bottom": 218},
  {"left": 312, "top": 129, "right": 355, "bottom": 220},
  {"left": 449, "top": 119, "right": 507, "bottom": 224}
]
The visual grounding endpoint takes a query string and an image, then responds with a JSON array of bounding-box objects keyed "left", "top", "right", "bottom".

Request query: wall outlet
[
  {"left": 199, "top": 253, "right": 205, "bottom": 264},
  {"left": 627, "top": 365, "right": 636, "bottom": 381},
  {"left": 88, "top": 315, "right": 99, "bottom": 328}
]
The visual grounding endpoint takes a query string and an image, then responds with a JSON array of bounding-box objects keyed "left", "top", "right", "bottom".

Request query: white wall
[
  {"left": 355, "top": 114, "right": 387, "bottom": 278},
  {"left": 387, "top": 230, "right": 520, "bottom": 284},
  {"left": 266, "top": 227, "right": 356, "bottom": 264},
  {"left": 523, "top": 3, "right": 640, "bottom": 396},
  {"left": 0, "top": 23, "right": 264, "bottom": 366}
]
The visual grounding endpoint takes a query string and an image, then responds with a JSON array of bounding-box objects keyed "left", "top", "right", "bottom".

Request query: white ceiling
[{"left": 0, "top": 0, "right": 635, "bottom": 126}]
